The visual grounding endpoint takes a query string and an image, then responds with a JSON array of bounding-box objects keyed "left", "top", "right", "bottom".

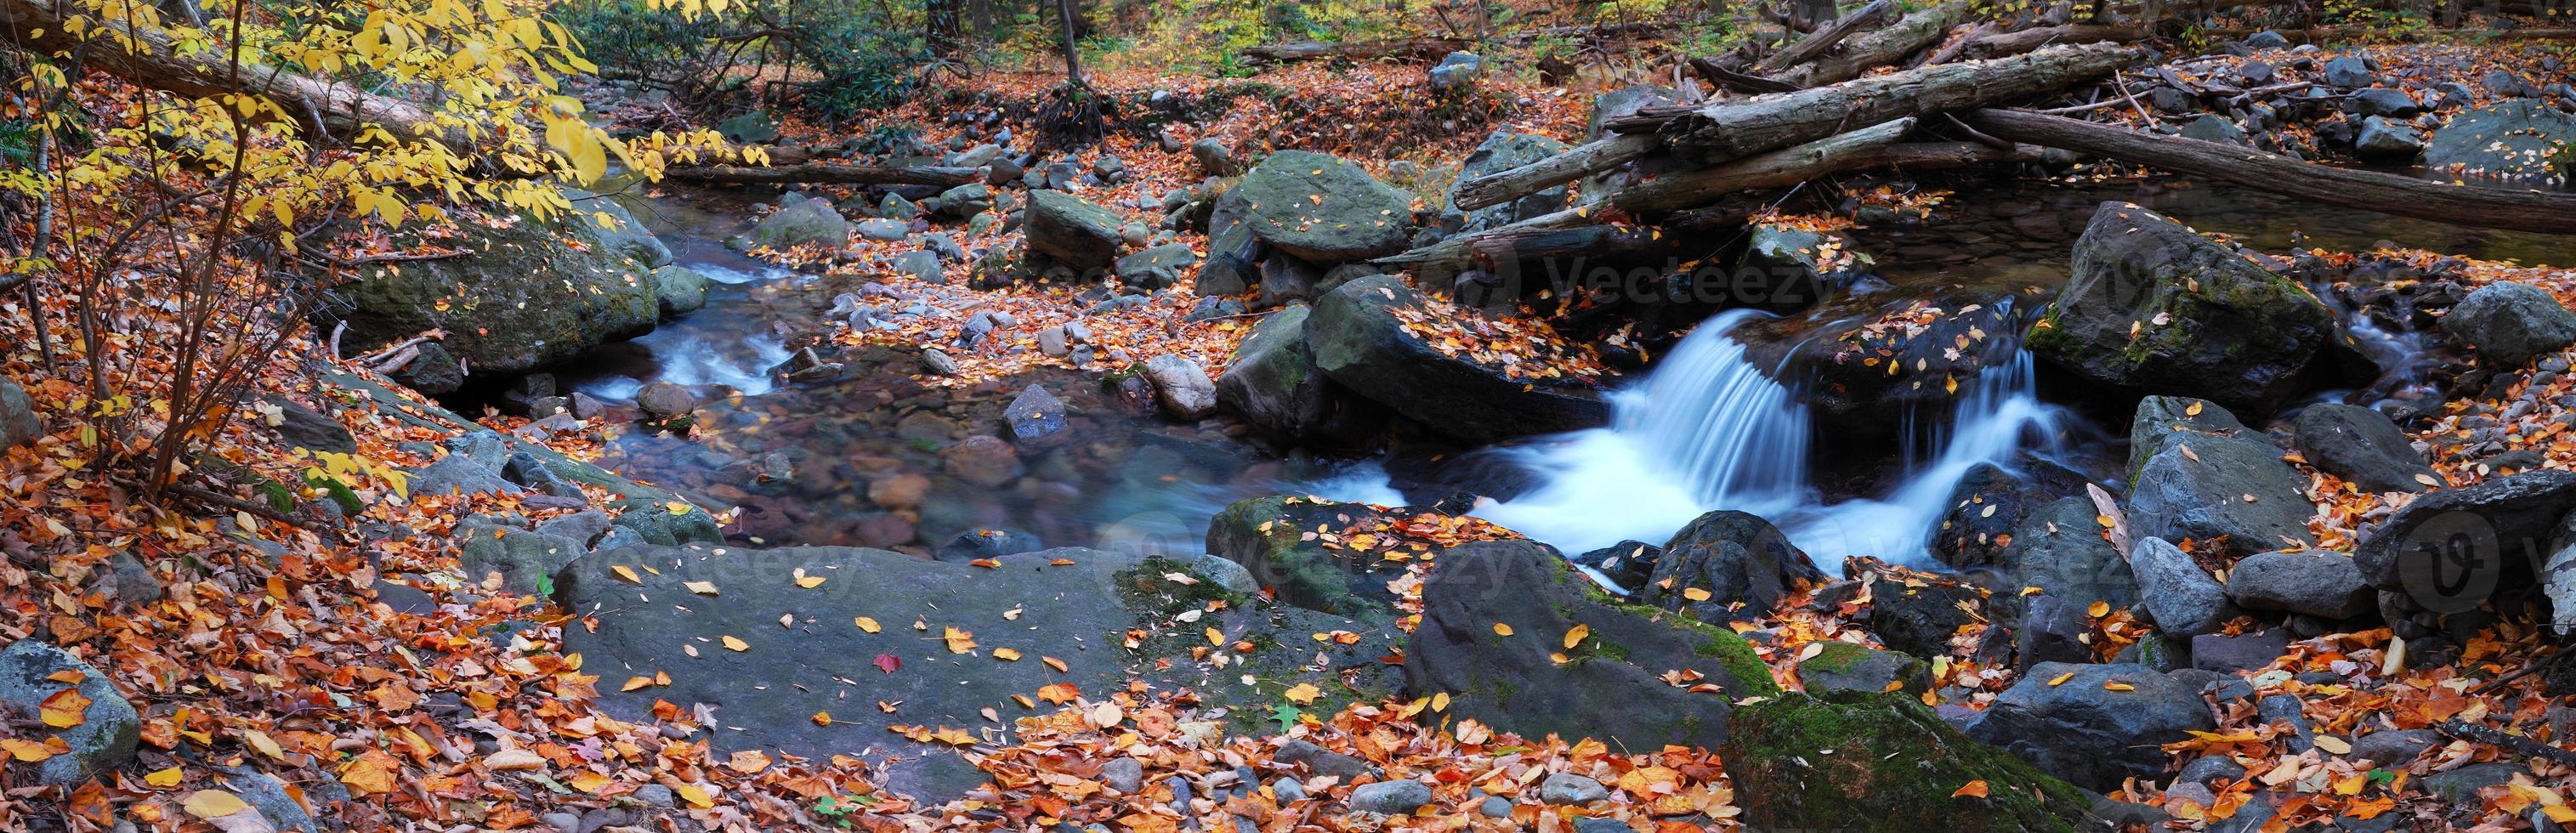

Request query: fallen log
[
  {"left": 1958, "top": 23, "right": 2148, "bottom": 60},
  {"left": 1610, "top": 117, "right": 1916, "bottom": 214},
  {"left": 1964, "top": 108, "right": 2576, "bottom": 235},
  {"left": 2, "top": 0, "right": 451, "bottom": 150},
  {"left": 1635, "top": 43, "right": 2143, "bottom": 160},
  {"left": 1240, "top": 37, "right": 1469, "bottom": 64},
  {"left": 661, "top": 163, "right": 983, "bottom": 188},
  {"left": 1754, "top": 0, "right": 1898, "bottom": 73},
  {"left": 1775, "top": 0, "right": 1972, "bottom": 88},
  {"left": 1450, "top": 133, "right": 1660, "bottom": 213}
]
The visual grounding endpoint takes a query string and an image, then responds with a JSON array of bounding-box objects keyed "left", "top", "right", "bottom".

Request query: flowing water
[{"left": 559, "top": 175, "right": 2576, "bottom": 576}]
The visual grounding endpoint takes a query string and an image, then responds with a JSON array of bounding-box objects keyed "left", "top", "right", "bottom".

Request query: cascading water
[{"left": 1475, "top": 305, "right": 2075, "bottom": 570}]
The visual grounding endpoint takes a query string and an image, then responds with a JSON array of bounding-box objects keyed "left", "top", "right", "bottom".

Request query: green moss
[
  {"left": 1800, "top": 641, "right": 1871, "bottom": 676},
  {"left": 1696, "top": 629, "right": 1780, "bottom": 696},
  {"left": 1725, "top": 693, "right": 2093, "bottom": 832}
]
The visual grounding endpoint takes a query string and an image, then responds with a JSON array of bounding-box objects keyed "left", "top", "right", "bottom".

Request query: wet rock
[
  {"left": 633, "top": 382, "right": 698, "bottom": 420},
  {"left": 1994, "top": 497, "right": 2140, "bottom": 614},
  {"left": 866, "top": 473, "right": 931, "bottom": 509},
  {"left": 1349, "top": 779, "right": 1433, "bottom": 814},
  {"left": 1635, "top": 510, "right": 1826, "bottom": 624},
  {"left": 1212, "top": 151, "right": 1415, "bottom": 264},
  {"left": 1427, "top": 51, "right": 1480, "bottom": 90},
  {"left": 2426, "top": 101, "right": 2576, "bottom": 181},
  {"left": 326, "top": 193, "right": 662, "bottom": 374},
  {"left": 653, "top": 264, "right": 710, "bottom": 317},
  {"left": 939, "top": 435, "right": 1021, "bottom": 489},
  {"left": 1930, "top": 458, "right": 2085, "bottom": 570},
  {"left": 1574, "top": 540, "right": 1660, "bottom": 592},
  {"left": 854, "top": 218, "right": 911, "bottom": 242},
  {"left": 1214, "top": 307, "right": 1385, "bottom": 449},
  {"left": 2180, "top": 114, "right": 2247, "bottom": 144},
  {"left": 740, "top": 196, "right": 850, "bottom": 251},
  {"left": 1024, "top": 190, "right": 1126, "bottom": 272},
  {"left": 894, "top": 250, "right": 945, "bottom": 282},
  {"left": 2445, "top": 281, "right": 2576, "bottom": 369},
  {"left": 939, "top": 183, "right": 996, "bottom": 218},
  {"left": 1207, "top": 496, "right": 1401, "bottom": 617},
  {"left": 2320, "top": 55, "right": 2375, "bottom": 88},
  {"left": 258, "top": 394, "right": 355, "bottom": 455},
  {"left": 2191, "top": 629, "right": 2289, "bottom": 673},
  {"left": 2346, "top": 728, "right": 2439, "bottom": 766},
  {"left": 1308, "top": 275, "right": 1608, "bottom": 443},
  {"left": 2345, "top": 88, "right": 2420, "bottom": 118},
  {"left": 1442, "top": 131, "right": 1570, "bottom": 233},
  {"left": 0, "top": 640, "right": 141, "bottom": 785},
  {"left": 2358, "top": 469, "right": 2576, "bottom": 600},
  {"left": 2130, "top": 536, "right": 2238, "bottom": 636},
  {"left": 605, "top": 496, "right": 723, "bottom": 546},
  {"left": 1796, "top": 643, "right": 1931, "bottom": 696},
  {"left": 2125, "top": 397, "right": 2316, "bottom": 559},
  {"left": 391, "top": 342, "right": 466, "bottom": 395},
  {"left": 2225, "top": 550, "right": 2372, "bottom": 619},
  {"left": 1275, "top": 739, "right": 1369, "bottom": 780},
  {"left": 2026, "top": 203, "right": 2337, "bottom": 414},
  {"left": 1728, "top": 692, "right": 2096, "bottom": 831},
  {"left": 2291, "top": 403, "right": 2438, "bottom": 492},
  {"left": 4, "top": 381, "right": 44, "bottom": 448},
  {"left": 1871, "top": 577, "right": 1986, "bottom": 659},
  {"left": 1113, "top": 243, "right": 1196, "bottom": 290},
  {"left": 1967, "top": 661, "right": 2216, "bottom": 790},
  {"left": 1002, "top": 384, "right": 1068, "bottom": 443},
  {"left": 1408, "top": 540, "right": 1776, "bottom": 751},
  {"left": 2180, "top": 755, "right": 2248, "bottom": 785},
  {"left": 1140, "top": 354, "right": 1217, "bottom": 421},
  {"left": 1189, "top": 139, "right": 1236, "bottom": 176},
  {"left": 1539, "top": 773, "right": 1609, "bottom": 805}
]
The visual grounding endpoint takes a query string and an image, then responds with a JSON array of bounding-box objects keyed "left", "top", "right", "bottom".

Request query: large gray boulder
[
  {"left": 324, "top": 204, "right": 661, "bottom": 374},
  {"left": 1636, "top": 510, "right": 1827, "bottom": 624},
  {"left": 1442, "top": 131, "right": 1570, "bottom": 233},
  {"left": 1213, "top": 307, "right": 1386, "bottom": 449},
  {"left": 2426, "top": 100, "right": 2576, "bottom": 182},
  {"left": 1406, "top": 540, "right": 1778, "bottom": 751},
  {"left": 0, "top": 640, "right": 141, "bottom": 786},
  {"left": 2225, "top": 550, "right": 2372, "bottom": 619},
  {"left": 2129, "top": 536, "right": 2238, "bottom": 636},
  {"left": 1306, "top": 275, "right": 1609, "bottom": 443},
  {"left": 459, "top": 525, "right": 587, "bottom": 596},
  {"left": 1213, "top": 150, "right": 1415, "bottom": 264},
  {"left": 0, "top": 380, "right": 36, "bottom": 449},
  {"left": 737, "top": 195, "right": 850, "bottom": 251},
  {"left": 2444, "top": 281, "right": 2576, "bottom": 369},
  {"left": 1994, "top": 496, "right": 2140, "bottom": 614},
  {"left": 2124, "top": 397, "right": 2316, "bottom": 558},
  {"left": 652, "top": 264, "right": 710, "bottom": 318},
  {"left": 1967, "top": 661, "right": 2216, "bottom": 791},
  {"left": 2027, "top": 203, "right": 2338, "bottom": 413},
  {"left": 1206, "top": 496, "right": 1402, "bottom": 619},
  {"left": 563, "top": 186, "right": 672, "bottom": 269},
  {"left": 2354, "top": 470, "right": 2576, "bottom": 597},
  {"left": 556, "top": 544, "right": 1393, "bottom": 801},
  {"left": 1024, "top": 190, "right": 1126, "bottom": 272},
  {"left": 2290, "top": 403, "right": 2437, "bottom": 493}
]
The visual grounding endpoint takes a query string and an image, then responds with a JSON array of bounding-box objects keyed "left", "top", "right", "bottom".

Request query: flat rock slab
[{"left": 555, "top": 546, "right": 1160, "bottom": 797}]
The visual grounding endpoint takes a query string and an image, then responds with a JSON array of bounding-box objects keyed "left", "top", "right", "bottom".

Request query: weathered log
[
  {"left": 1610, "top": 117, "right": 1916, "bottom": 214},
  {"left": 1755, "top": 0, "right": 1898, "bottom": 73},
  {"left": 661, "top": 163, "right": 983, "bottom": 187},
  {"left": 1450, "top": 133, "right": 1660, "bottom": 213},
  {"left": 2, "top": 0, "right": 451, "bottom": 149},
  {"left": 1775, "top": 0, "right": 1972, "bottom": 88},
  {"left": 1635, "top": 43, "right": 2143, "bottom": 160},
  {"left": 1855, "top": 140, "right": 2049, "bottom": 167},
  {"left": 1959, "top": 23, "right": 2148, "bottom": 60},
  {"left": 1965, "top": 108, "right": 2576, "bottom": 235},
  {"left": 1240, "top": 37, "right": 1470, "bottom": 64}
]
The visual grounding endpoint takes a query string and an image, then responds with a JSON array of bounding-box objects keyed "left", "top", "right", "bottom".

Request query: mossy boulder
[
  {"left": 1306, "top": 275, "right": 1610, "bottom": 444},
  {"left": 1635, "top": 510, "right": 1826, "bottom": 625},
  {"left": 1407, "top": 540, "right": 1777, "bottom": 751},
  {"left": 1213, "top": 150, "right": 1415, "bottom": 264},
  {"left": 652, "top": 264, "right": 710, "bottom": 318},
  {"left": 2425, "top": 100, "right": 2576, "bottom": 182},
  {"left": 321, "top": 205, "right": 661, "bottom": 374},
  {"left": 1723, "top": 692, "right": 2097, "bottom": 832},
  {"left": 2123, "top": 397, "right": 2315, "bottom": 559},
  {"left": 1024, "top": 190, "right": 1126, "bottom": 272},
  {"left": 0, "top": 640, "right": 141, "bottom": 786},
  {"left": 1213, "top": 307, "right": 1387, "bottom": 449},
  {"left": 2027, "top": 202, "right": 2338, "bottom": 414},
  {"left": 1796, "top": 643, "right": 1932, "bottom": 696},
  {"left": 1206, "top": 495, "right": 1401, "bottom": 620}
]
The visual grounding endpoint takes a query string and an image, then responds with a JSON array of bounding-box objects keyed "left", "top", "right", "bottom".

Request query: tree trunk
[
  {"left": 1, "top": 0, "right": 453, "bottom": 150},
  {"left": 1056, "top": 0, "right": 1085, "bottom": 85},
  {"left": 1755, "top": 0, "right": 1897, "bottom": 73},
  {"left": 1956, "top": 23, "right": 2148, "bottom": 60},
  {"left": 1240, "top": 37, "right": 1472, "bottom": 64},
  {"left": 1609, "top": 116, "right": 1916, "bottom": 214},
  {"left": 927, "top": 0, "right": 963, "bottom": 57},
  {"left": 1774, "top": 0, "right": 1972, "bottom": 88},
  {"left": 1965, "top": 108, "right": 2576, "bottom": 235}
]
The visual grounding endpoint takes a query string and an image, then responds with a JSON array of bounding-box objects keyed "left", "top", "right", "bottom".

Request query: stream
[{"left": 561, "top": 174, "right": 2576, "bottom": 575}]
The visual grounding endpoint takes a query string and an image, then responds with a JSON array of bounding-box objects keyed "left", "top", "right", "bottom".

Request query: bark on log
[
  {"left": 1958, "top": 23, "right": 2148, "bottom": 60},
  {"left": 1775, "top": 0, "right": 1972, "bottom": 88},
  {"left": 1241, "top": 37, "right": 1471, "bottom": 63},
  {"left": 1450, "top": 133, "right": 1660, "bottom": 212},
  {"left": 2, "top": 0, "right": 451, "bottom": 150},
  {"left": 1965, "top": 108, "right": 2576, "bottom": 235},
  {"left": 661, "top": 163, "right": 983, "bottom": 187},
  {"left": 1633, "top": 42, "right": 2143, "bottom": 160},
  {"left": 1755, "top": 0, "right": 1898, "bottom": 73},
  {"left": 1610, "top": 117, "right": 1916, "bottom": 214}
]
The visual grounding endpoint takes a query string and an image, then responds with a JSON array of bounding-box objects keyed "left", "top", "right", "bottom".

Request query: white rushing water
[{"left": 1475, "top": 307, "right": 2074, "bottom": 569}]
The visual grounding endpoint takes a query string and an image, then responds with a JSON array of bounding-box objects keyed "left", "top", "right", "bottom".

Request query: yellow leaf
[
  {"left": 1491, "top": 623, "right": 1514, "bottom": 637},
  {"left": 2102, "top": 682, "right": 2135, "bottom": 691},
  {"left": 945, "top": 627, "right": 977, "bottom": 654},
  {"left": 2047, "top": 672, "right": 2075, "bottom": 686},
  {"left": 184, "top": 790, "right": 251, "bottom": 819},
  {"left": 721, "top": 636, "right": 749, "bottom": 652},
  {"left": 1563, "top": 624, "right": 1590, "bottom": 649},
  {"left": 675, "top": 784, "right": 713, "bottom": 808},
  {"left": 1431, "top": 691, "right": 1451, "bottom": 712},
  {"left": 1682, "top": 586, "right": 1712, "bottom": 602},
  {"left": 1284, "top": 683, "right": 1321, "bottom": 705},
  {"left": 854, "top": 616, "right": 881, "bottom": 633},
  {"left": 993, "top": 648, "right": 1022, "bottom": 661},
  {"left": 812, "top": 711, "right": 832, "bottom": 727},
  {"left": 610, "top": 565, "right": 642, "bottom": 583},
  {"left": 621, "top": 676, "right": 655, "bottom": 692},
  {"left": 797, "top": 575, "right": 827, "bottom": 588},
  {"left": 2086, "top": 600, "right": 2110, "bottom": 617},
  {"left": 145, "top": 766, "right": 184, "bottom": 787},
  {"left": 1206, "top": 626, "right": 1224, "bottom": 647},
  {"left": 1951, "top": 779, "right": 1989, "bottom": 798},
  {"left": 39, "top": 688, "right": 88, "bottom": 728},
  {"left": 665, "top": 501, "right": 693, "bottom": 514},
  {"left": 684, "top": 581, "right": 718, "bottom": 596}
]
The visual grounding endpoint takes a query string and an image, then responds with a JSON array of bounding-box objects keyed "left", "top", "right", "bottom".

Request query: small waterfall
[{"left": 1477, "top": 305, "right": 2074, "bottom": 570}]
